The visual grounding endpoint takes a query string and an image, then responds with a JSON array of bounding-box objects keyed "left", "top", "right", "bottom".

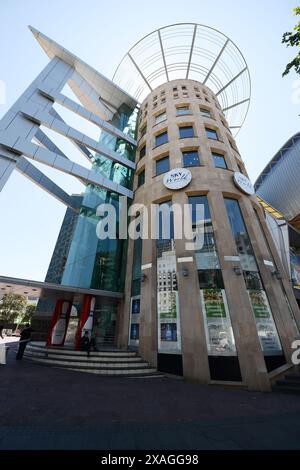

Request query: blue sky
[{"left": 0, "top": 0, "right": 299, "bottom": 281}]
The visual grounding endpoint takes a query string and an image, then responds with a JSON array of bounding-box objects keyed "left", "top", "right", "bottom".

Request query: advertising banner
[
  {"left": 200, "top": 289, "right": 236, "bottom": 356},
  {"left": 248, "top": 290, "right": 282, "bottom": 355}
]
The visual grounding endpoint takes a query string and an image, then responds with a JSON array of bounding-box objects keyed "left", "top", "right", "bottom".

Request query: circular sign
[
  {"left": 233, "top": 172, "right": 255, "bottom": 196},
  {"left": 163, "top": 168, "right": 192, "bottom": 190}
]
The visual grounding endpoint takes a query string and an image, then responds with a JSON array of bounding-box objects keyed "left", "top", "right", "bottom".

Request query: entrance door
[{"left": 93, "top": 304, "right": 117, "bottom": 348}]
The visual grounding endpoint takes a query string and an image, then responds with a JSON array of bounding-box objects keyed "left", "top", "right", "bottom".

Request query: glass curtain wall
[
  {"left": 225, "top": 198, "right": 283, "bottom": 357},
  {"left": 61, "top": 105, "right": 137, "bottom": 292}
]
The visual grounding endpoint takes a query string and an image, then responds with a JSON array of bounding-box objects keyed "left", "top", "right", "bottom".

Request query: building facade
[{"left": 0, "top": 24, "right": 299, "bottom": 391}]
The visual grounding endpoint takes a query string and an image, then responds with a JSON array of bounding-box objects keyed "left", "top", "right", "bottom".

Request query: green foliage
[
  {"left": 0, "top": 293, "right": 27, "bottom": 323},
  {"left": 282, "top": 7, "right": 300, "bottom": 77},
  {"left": 21, "top": 304, "right": 36, "bottom": 324}
]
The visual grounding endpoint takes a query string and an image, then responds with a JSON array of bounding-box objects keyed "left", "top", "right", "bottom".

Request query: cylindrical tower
[{"left": 113, "top": 24, "right": 300, "bottom": 391}]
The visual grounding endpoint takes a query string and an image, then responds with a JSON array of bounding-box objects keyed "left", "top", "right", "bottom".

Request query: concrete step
[
  {"left": 273, "top": 371, "right": 300, "bottom": 394},
  {"left": 25, "top": 350, "right": 144, "bottom": 363},
  {"left": 27, "top": 343, "right": 137, "bottom": 358},
  {"left": 24, "top": 342, "right": 161, "bottom": 378},
  {"left": 24, "top": 354, "right": 151, "bottom": 369}
]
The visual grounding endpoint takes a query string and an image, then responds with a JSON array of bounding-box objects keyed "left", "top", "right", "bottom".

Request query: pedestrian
[
  {"left": 79, "top": 331, "right": 90, "bottom": 355},
  {"left": 0, "top": 325, "right": 4, "bottom": 339},
  {"left": 88, "top": 331, "right": 99, "bottom": 356},
  {"left": 16, "top": 323, "right": 34, "bottom": 360}
]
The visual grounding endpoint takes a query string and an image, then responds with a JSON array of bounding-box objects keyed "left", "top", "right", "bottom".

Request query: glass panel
[
  {"left": 139, "top": 145, "right": 146, "bottom": 159},
  {"left": 206, "top": 128, "right": 218, "bottom": 140},
  {"left": 92, "top": 302, "right": 117, "bottom": 347},
  {"left": 224, "top": 198, "right": 283, "bottom": 355},
  {"left": 179, "top": 126, "right": 194, "bottom": 138},
  {"left": 182, "top": 151, "right": 200, "bottom": 167},
  {"left": 155, "top": 131, "right": 168, "bottom": 147},
  {"left": 176, "top": 106, "right": 190, "bottom": 116},
  {"left": 138, "top": 170, "right": 145, "bottom": 187},
  {"left": 212, "top": 152, "right": 227, "bottom": 169},
  {"left": 189, "top": 195, "right": 237, "bottom": 356},
  {"left": 156, "top": 201, "right": 181, "bottom": 354},
  {"left": 155, "top": 112, "right": 167, "bottom": 125},
  {"left": 156, "top": 156, "right": 169, "bottom": 175},
  {"left": 200, "top": 108, "right": 212, "bottom": 118}
]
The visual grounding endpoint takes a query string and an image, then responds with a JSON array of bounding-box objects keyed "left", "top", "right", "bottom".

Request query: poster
[
  {"left": 161, "top": 323, "right": 177, "bottom": 342},
  {"left": 200, "top": 289, "right": 236, "bottom": 356},
  {"left": 130, "top": 323, "right": 139, "bottom": 341},
  {"left": 128, "top": 296, "right": 140, "bottom": 347},
  {"left": 248, "top": 290, "right": 282, "bottom": 355}
]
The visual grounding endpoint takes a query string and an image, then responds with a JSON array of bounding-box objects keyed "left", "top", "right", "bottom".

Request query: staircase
[
  {"left": 273, "top": 369, "right": 300, "bottom": 394},
  {"left": 24, "top": 342, "right": 162, "bottom": 378}
]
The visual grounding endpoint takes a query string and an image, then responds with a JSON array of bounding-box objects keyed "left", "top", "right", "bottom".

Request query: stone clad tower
[{"left": 114, "top": 24, "right": 300, "bottom": 391}]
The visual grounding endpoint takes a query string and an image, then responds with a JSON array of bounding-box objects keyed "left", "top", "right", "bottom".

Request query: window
[
  {"left": 200, "top": 108, "right": 212, "bottom": 118},
  {"left": 139, "top": 145, "right": 146, "bottom": 159},
  {"left": 156, "top": 156, "right": 169, "bottom": 175},
  {"left": 173, "top": 93, "right": 179, "bottom": 99},
  {"left": 173, "top": 87, "right": 178, "bottom": 92},
  {"left": 182, "top": 150, "right": 200, "bottom": 167},
  {"left": 188, "top": 195, "right": 237, "bottom": 358},
  {"left": 155, "top": 112, "right": 167, "bottom": 125},
  {"left": 212, "top": 152, "right": 227, "bottom": 169},
  {"left": 181, "top": 85, "right": 187, "bottom": 90},
  {"left": 161, "top": 90, "right": 165, "bottom": 96},
  {"left": 140, "top": 125, "right": 147, "bottom": 138},
  {"left": 224, "top": 198, "right": 282, "bottom": 356},
  {"left": 179, "top": 126, "right": 194, "bottom": 139},
  {"left": 194, "top": 86, "right": 199, "bottom": 92},
  {"left": 155, "top": 131, "right": 168, "bottom": 147},
  {"left": 196, "top": 93, "right": 201, "bottom": 99},
  {"left": 176, "top": 106, "right": 190, "bottom": 116},
  {"left": 205, "top": 127, "right": 218, "bottom": 140},
  {"left": 153, "top": 102, "right": 157, "bottom": 108},
  {"left": 153, "top": 95, "right": 157, "bottom": 101},
  {"left": 137, "top": 170, "right": 145, "bottom": 187},
  {"left": 161, "top": 98, "right": 166, "bottom": 104}
]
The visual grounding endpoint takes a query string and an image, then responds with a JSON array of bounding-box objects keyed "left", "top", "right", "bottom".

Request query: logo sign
[
  {"left": 233, "top": 172, "right": 255, "bottom": 196},
  {"left": 163, "top": 168, "right": 192, "bottom": 190}
]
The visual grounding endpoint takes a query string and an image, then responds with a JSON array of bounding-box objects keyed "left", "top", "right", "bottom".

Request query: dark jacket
[
  {"left": 80, "top": 336, "right": 90, "bottom": 351},
  {"left": 20, "top": 327, "right": 34, "bottom": 341}
]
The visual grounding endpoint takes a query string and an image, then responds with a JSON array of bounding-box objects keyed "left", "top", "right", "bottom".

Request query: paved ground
[{"left": 1, "top": 341, "right": 300, "bottom": 450}]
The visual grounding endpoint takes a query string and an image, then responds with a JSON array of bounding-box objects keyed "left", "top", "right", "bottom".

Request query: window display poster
[
  {"left": 132, "top": 298, "right": 140, "bottom": 315},
  {"left": 290, "top": 251, "right": 300, "bottom": 288},
  {"left": 130, "top": 323, "right": 139, "bottom": 341},
  {"left": 248, "top": 290, "right": 282, "bottom": 355},
  {"left": 161, "top": 323, "right": 177, "bottom": 342},
  {"left": 200, "top": 289, "right": 236, "bottom": 356}
]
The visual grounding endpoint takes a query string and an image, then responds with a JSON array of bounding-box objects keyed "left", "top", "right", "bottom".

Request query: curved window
[{"left": 224, "top": 198, "right": 283, "bottom": 357}]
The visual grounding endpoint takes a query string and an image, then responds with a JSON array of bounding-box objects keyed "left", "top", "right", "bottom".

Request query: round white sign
[
  {"left": 233, "top": 172, "right": 255, "bottom": 196},
  {"left": 163, "top": 168, "right": 192, "bottom": 190}
]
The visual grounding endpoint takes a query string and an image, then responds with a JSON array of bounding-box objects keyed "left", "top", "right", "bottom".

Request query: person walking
[
  {"left": 79, "top": 331, "right": 90, "bottom": 355},
  {"left": 0, "top": 325, "right": 4, "bottom": 339},
  {"left": 16, "top": 324, "right": 34, "bottom": 360}
]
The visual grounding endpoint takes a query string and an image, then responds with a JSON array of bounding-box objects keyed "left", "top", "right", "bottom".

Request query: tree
[
  {"left": 0, "top": 293, "right": 27, "bottom": 323},
  {"left": 282, "top": 7, "right": 300, "bottom": 77},
  {"left": 21, "top": 304, "right": 36, "bottom": 324}
]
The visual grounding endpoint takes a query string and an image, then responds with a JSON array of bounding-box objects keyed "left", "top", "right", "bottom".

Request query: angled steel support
[
  {"left": 16, "top": 156, "right": 80, "bottom": 210},
  {"left": 203, "top": 38, "right": 230, "bottom": 85}
]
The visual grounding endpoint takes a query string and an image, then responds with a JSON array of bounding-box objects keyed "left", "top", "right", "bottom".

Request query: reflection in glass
[{"left": 224, "top": 198, "right": 283, "bottom": 355}]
